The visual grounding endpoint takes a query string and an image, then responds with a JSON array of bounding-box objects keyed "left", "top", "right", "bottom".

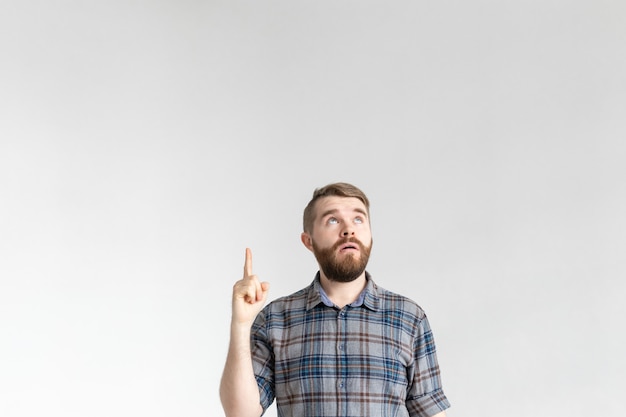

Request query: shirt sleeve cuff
[{"left": 406, "top": 388, "right": 451, "bottom": 417}]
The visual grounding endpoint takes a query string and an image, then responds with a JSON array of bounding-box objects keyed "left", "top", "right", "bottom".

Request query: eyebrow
[{"left": 319, "top": 208, "right": 368, "bottom": 219}]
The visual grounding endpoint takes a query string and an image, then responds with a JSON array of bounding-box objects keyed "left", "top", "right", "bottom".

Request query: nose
[{"left": 341, "top": 224, "right": 355, "bottom": 237}]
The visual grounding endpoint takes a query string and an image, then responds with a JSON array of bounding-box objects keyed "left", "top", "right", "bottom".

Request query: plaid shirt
[{"left": 251, "top": 272, "right": 450, "bottom": 417}]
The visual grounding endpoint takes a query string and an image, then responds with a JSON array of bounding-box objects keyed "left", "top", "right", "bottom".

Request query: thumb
[{"left": 259, "top": 282, "right": 270, "bottom": 302}]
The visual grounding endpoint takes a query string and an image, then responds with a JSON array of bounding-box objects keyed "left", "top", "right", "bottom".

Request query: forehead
[{"left": 313, "top": 196, "right": 368, "bottom": 218}]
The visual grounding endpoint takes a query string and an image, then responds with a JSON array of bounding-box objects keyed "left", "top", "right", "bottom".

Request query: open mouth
[{"left": 339, "top": 243, "right": 359, "bottom": 253}]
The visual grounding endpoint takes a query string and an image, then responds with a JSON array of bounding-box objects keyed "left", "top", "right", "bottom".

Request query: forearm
[{"left": 220, "top": 323, "right": 263, "bottom": 417}]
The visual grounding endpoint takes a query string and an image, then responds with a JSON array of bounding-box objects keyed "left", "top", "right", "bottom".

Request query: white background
[{"left": 1, "top": 1, "right": 625, "bottom": 416}]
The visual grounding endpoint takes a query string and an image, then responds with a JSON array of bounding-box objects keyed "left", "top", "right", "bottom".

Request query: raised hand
[{"left": 231, "top": 248, "right": 270, "bottom": 325}]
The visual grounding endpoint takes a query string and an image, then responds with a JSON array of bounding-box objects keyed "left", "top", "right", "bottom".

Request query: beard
[{"left": 312, "top": 237, "right": 372, "bottom": 283}]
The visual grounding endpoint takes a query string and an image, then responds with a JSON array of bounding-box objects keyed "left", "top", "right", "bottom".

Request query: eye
[
  {"left": 327, "top": 217, "right": 338, "bottom": 225},
  {"left": 354, "top": 217, "right": 364, "bottom": 224}
]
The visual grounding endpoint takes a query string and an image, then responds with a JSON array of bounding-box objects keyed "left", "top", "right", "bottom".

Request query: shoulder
[
  {"left": 267, "top": 287, "right": 308, "bottom": 308},
  {"left": 259, "top": 284, "right": 311, "bottom": 317},
  {"left": 252, "top": 284, "right": 312, "bottom": 331},
  {"left": 374, "top": 283, "right": 428, "bottom": 321}
]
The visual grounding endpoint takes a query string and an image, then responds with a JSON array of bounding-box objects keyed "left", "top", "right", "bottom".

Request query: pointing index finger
[{"left": 244, "top": 247, "right": 253, "bottom": 277}]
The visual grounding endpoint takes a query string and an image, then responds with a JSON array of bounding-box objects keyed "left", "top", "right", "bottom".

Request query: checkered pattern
[{"left": 251, "top": 273, "right": 450, "bottom": 417}]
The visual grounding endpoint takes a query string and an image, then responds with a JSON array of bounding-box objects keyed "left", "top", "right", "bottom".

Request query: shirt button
[
  {"left": 338, "top": 381, "right": 345, "bottom": 388},
  {"left": 338, "top": 344, "right": 344, "bottom": 351}
]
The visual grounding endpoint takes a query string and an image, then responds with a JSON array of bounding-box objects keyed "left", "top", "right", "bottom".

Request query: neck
[{"left": 319, "top": 272, "right": 367, "bottom": 308}]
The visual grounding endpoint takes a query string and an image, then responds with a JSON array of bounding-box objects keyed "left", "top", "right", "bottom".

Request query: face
[{"left": 302, "top": 196, "right": 373, "bottom": 283}]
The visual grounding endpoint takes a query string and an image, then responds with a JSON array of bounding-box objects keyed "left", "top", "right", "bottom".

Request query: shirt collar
[{"left": 306, "top": 271, "right": 380, "bottom": 311}]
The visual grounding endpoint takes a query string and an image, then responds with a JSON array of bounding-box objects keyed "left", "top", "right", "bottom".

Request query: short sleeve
[
  {"left": 405, "top": 315, "right": 451, "bottom": 417},
  {"left": 250, "top": 308, "right": 275, "bottom": 414}
]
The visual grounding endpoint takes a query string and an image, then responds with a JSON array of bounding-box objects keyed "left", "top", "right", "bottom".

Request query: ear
[{"left": 301, "top": 232, "right": 314, "bottom": 252}]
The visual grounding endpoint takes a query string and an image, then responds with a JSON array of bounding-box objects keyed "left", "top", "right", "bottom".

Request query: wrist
[{"left": 230, "top": 319, "right": 254, "bottom": 335}]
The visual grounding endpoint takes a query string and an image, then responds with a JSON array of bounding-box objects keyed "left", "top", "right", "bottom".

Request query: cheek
[{"left": 315, "top": 229, "right": 335, "bottom": 241}]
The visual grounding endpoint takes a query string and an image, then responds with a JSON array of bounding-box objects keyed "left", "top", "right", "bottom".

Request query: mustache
[{"left": 331, "top": 237, "right": 367, "bottom": 251}]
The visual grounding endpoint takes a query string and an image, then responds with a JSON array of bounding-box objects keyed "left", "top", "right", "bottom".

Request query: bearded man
[{"left": 220, "top": 183, "right": 451, "bottom": 417}]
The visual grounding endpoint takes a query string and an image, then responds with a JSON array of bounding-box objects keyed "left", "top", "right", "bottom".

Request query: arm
[
  {"left": 220, "top": 248, "right": 270, "bottom": 417},
  {"left": 406, "top": 314, "right": 451, "bottom": 417}
]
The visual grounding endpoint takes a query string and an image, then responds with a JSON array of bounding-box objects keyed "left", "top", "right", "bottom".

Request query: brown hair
[{"left": 303, "top": 182, "right": 370, "bottom": 233}]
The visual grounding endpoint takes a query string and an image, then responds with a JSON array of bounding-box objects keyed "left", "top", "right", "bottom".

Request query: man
[{"left": 220, "top": 183, "right": 450, "bottom": 417}]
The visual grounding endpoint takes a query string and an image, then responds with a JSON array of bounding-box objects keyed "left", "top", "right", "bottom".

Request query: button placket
[{"left": 337, "top": 307, "right": 347, "bottom": 392}]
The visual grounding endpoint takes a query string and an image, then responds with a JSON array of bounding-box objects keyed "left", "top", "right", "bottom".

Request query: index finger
[{"left": 244, "top": 247, "right": 253, "bottom": 277}]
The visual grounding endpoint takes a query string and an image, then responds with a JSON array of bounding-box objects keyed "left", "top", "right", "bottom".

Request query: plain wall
[{"left": 1, "top": 1, "right": 625, "bottom": 416}]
